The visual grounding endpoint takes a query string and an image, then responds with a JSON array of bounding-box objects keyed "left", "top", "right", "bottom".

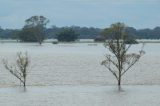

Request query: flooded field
[
  {"left": 0, "top": 43, "right": 160, "bottom": 106},
  {"left": 0, "top": 85, "right": 160, "bottom": 106}
]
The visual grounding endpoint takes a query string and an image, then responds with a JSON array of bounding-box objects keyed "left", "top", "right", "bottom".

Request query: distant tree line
[
  {"left": 0, "top": 27, "right": 20, "bottom": 39},
  {"left": 0, "top": 24, "right": 160, "bottom": 40},
  {"left": 125, "top": 27, "right": 160, "bottom": 39}
]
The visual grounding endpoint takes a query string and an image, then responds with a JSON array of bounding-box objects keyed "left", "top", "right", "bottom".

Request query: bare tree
[
  {"left": 3, "top": 52, "right": 29, "bottom": 88},
  {"left": 101, "top": 22, "right": 145, "bottom": 89}
]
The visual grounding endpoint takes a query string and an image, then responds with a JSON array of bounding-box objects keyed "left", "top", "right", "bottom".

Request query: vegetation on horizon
[
  {"left": 0, "top": 18, "right": 160, "bottom": 41},
  {"left": 56, "top": 28, "right": 79, "bottom": 42}
]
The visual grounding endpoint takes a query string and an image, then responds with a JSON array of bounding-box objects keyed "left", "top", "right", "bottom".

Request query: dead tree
[
  {"left": 3, "top": 52, "right": 29, "bottom": 88},
  {"left": 101, "top": 22, "right": 145, "bottom": 89}
]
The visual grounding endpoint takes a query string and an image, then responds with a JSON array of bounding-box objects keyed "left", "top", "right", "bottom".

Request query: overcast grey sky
[{"left": 0, "top": 0, "right": 159, "bottom": 29}]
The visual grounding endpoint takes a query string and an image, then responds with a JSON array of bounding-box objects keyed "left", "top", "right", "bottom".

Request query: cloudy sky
[{"left": 0, "top": 0, "right": 159, "bottom": 29}]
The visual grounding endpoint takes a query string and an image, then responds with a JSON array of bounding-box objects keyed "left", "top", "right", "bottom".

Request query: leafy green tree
[
  {"left": 56, "top": 28, "right": 79, "bottom": 42},
  {"left": 101, "top": 22, "right": 145, "bottom": 90},
  {"left": 19, "top": 16, "right": 49, "bottom": 45},
  {"left": 19, "top": 27, "right": 37, "bottom": 42}
]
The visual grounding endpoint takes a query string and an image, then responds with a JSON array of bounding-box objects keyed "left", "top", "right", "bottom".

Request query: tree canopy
[
  {"left": 101, "top": 23, "right": 138, "bottom": 44},
  {"left": 19, "top": 16, "right": 49, "bottom": 44},
  {"left": 56, "top": 28, "right": 79, "bottom": 42},
  {"left": 0, "top": 25, "right": 160, "bottom": 40}
]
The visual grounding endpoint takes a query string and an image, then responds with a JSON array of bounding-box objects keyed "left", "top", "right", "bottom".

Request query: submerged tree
[
  {"left": 101, "top": 22, "right": 145, "bottom": 89},
  {"left": 3, "top": 52, "right": 30, "bottom": 88},
  {"left": 56, "top": 28, "right": 79, "bottom": 42},
  {"left": 19, "top": 16, "right": 49, "bottom": 45}
]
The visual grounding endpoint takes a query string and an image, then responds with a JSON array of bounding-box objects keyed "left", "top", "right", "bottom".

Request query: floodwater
[
  {"left": 0, "top": 42, "right": 160, "bottom": 106},
  {"left": 0, "top": 85, "right": 160, "bottom": 106}
]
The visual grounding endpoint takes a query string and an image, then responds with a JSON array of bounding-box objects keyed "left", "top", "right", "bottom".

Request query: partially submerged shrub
[
  {"left": 52, "top": 41, "right": 58, "bottom": 44},
  {"left": 94, "top": 35, "right": 106, "bottom": 42},
  {"left": 3, "top": 52, "right": 30, "bottom": 88},
  {"left": 101, "top": 22, "right": 145, "bottom": 90}
]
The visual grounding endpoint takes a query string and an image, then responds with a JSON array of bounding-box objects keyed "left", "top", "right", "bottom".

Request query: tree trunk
[
  {"left": 118, "top": 79, "right": 121, "bottom": 86},
  {"left": 23, "top": 82, "right": 26, "bottom": 92},
  {"left": 118, "top": 77, "right": 122, "bottom": 91},
  {"left": 118, "top": 63, "right": 122, "bottom": 90},
  {"left": 39, "top": 41, "right": 42, "bottom": 45},
  {"left": 23, "top": 77, "right": 26, "bottom": 87},
  {"left": 23, "top": 82, "right": 26, "bottom": 87}
]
